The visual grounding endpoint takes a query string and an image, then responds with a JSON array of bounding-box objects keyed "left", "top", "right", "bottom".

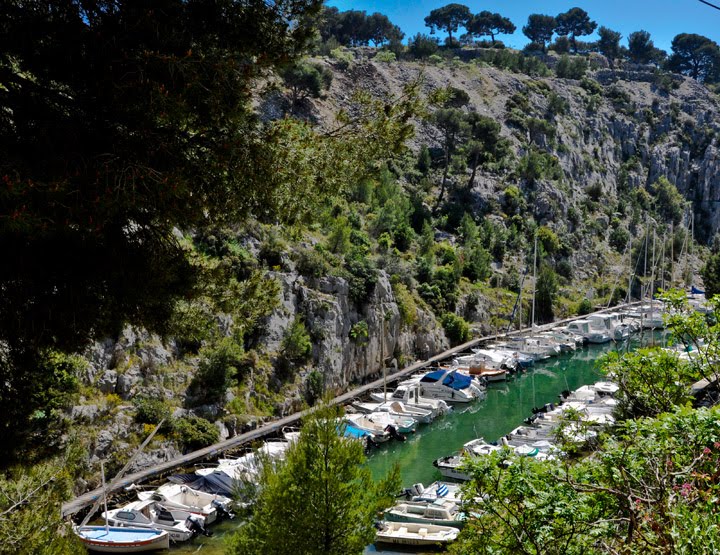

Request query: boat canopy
[{"left": 420, "top": 370, "right": 473, "bottom": 390}]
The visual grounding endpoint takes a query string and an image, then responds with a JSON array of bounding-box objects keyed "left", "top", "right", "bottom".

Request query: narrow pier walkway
[{"left": 62, "top": 302, "right": 640, "bottom": 518}]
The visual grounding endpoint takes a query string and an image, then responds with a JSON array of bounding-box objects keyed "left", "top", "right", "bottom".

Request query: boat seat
[
  {"left": 418, "top": 528, "right": 428, "bottom": 537},
  {"left": 398, "top": 527, "right": 408, "bottom": 534}
]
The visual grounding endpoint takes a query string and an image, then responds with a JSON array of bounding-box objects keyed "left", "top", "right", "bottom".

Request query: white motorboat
[
  {"left": 375, "top": 521, "right": 459, "bottom": 547},
  {"left": 344, "top": 413, "right": 393, "bottom": 442},
  {"left": 402, "top": 481, "right": 464, "bottom": 506},
  {"left": 433, "top": 438, "right": 502, "bottom": 481},
  {"left": 453, "top": 350, "right": 512, "bottom": 381},
  {"left": 370, "top": 383, "right": 450, "bottom": 417},
  {"left": 552, "top": 326, "right": 586, "bottom": 346},
  {"left": 363, "top": 411, "right": 418, "bottom": 434},
  {"left": 384, "top": 498, "right": 466, "bottom": 528},
  {"left": 137, "top": 483, "right": 233, "bottom": 524},
  {"left": 537, "top": 331, "right": 576, "bottom": 352},
  {"left": 566, "top": 319, "right": 612, "bottom": 344},
  {"left": 74, "top": 526, "right": 170, "bottom": 553},
  {"left": 103, "top": 500, "right": 207, "bottom": 542},
  {"left": 418, "top": 368, "right": 485, "bottom": 403},
  {"left": 587, "top": 313, "right": 631, "bottom": 341},
  {"left": 352, "top": 400, "right": 434, "bottom": 424}
]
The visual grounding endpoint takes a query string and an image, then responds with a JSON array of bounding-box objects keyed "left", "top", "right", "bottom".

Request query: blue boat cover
[
  {"left": 692, "top": 285, "right": 705, "bottom": 295},
  {"left": 420, "top": 370, "right": 472, "bottom": 390},
  {"left": 78, "top": 526, "right": 164, "bottom": 541},
  {"left": 420, "top": 369, "right": 444, "bottom": 383}
]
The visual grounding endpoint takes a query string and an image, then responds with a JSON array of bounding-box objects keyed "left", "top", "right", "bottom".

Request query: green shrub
[
  {"left": 295, "top": 247, "right": 331, "bottom": 278},
  {"left": 305, "top": 369, "right": 324, "bottom": 405},
  {"left": 174, "top": 415, "right": 219, "bottom": 451},
  {"left": 282, "top": 318, "right": 313, "bottom": 364},
  {"left": 441, "top": 313, "right": 471, "bottom": 345},
  {"left": 133, "top": 397, "right": 172, "bottom": 426},
  {"left": 329, "top": 47, "right": 353, "bottom": 69},
  {"left": 190, "top": 338, "right": 244, "bottom": 404},
  {"left": 375, "top": 50, "right": 396, "bottom": 63},
  {"left": 555, "top": 55, "right": 588, "bottom": 79},
  {"left": 345, "top": 254, "right": 378, "bottom": 305},
  {"left": 393, "top": 282, "right": 419, "bottom": 326},
  {"left": 578, "top": 298, "right": 593, "bottom": 315},
  {"left": 428, "top": 54, "right": 443, "bottom": 65},
  {"left": 349, "top": 321, "right": 369, "bottom": 345}
]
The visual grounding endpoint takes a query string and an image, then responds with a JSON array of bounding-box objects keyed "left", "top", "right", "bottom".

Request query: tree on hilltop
[
  {"left": 555, "top": 7, "right": 597, "bottom": 53},
  {"left": 424, "top": 3, "right": 472, "bottom": 45},
  {"left": 467, "top": 11, "right": 516, "bottom": 44},
  {"left": 598, "top": 26, "right": 622, "bottom": 68},
  {"left": 667, "top": 33, "right": 720, "bottom": 83},
  {"left": 366, "top": 12, "right": 404, "bottom": 47},
  {"left": 523, "top": 14, "right": 557, "bottom": 52},
  {"left": 628, "top": 30, "right": 665, "bottom": 64}
]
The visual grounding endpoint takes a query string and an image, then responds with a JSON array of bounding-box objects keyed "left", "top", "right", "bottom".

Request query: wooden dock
[{"left": 61, "top": 302, "right": 641, "bottom": 518}]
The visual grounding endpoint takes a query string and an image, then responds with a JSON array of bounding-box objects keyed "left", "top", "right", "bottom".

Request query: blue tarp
[
  {"left": 692, "top": 286, "right": 705, "bottom": 295},
  {"left": 420, "top": 369, "right": 444, "bottom": 383},
  {"left": 420, "top": 369, "right": 473, "bottom": 390},
  {"left": 442, "top": 371, "right": 473, "bottom": 390}
]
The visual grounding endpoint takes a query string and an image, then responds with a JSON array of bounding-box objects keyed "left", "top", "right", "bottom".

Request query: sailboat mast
[
  {"left": 531, "top": 233, "right": 538, "bottom": 329},
  {"left": 101, "top": 461, "right": 109, "bottom": 533}
]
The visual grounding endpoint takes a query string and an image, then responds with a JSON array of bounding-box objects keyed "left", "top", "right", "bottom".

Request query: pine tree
[{"left": 228, "top": 402, "right": 400, "bottom": 555}]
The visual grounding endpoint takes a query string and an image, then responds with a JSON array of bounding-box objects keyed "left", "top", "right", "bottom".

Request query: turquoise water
[{"left": 165, "top": 336, "right": 653, "bottom": 553}]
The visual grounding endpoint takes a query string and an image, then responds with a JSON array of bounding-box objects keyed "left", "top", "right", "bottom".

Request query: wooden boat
[
  {"left": 375, "top": 520, "right": 459, "bottom": 547},
  {"left": 74, "top": 526, "right": 170, "bottom": 553}
]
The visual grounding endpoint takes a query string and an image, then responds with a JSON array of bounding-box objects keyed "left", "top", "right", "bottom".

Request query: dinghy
[{"left": 74, "top": 526, "right": 170, "bottom": 553}]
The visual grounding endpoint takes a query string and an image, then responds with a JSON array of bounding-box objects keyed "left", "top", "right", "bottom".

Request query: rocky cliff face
[{"left": 305, "top": 54, "right": 720, "bottom": 239}]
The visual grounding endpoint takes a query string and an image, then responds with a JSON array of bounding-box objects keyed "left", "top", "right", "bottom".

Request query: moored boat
[
  {"left": 375, "top": 520, "right": 459, "bottom": 547},
  {"left": 103, "top": 500, "right": 208, "bottom": 542},
  {"left": 137, "top": 483, "right": 233, "bottom": 524},
  {"left": 384, "top": 498, "right": 466, "bottom": 528},
  {"left": 74, "top": 526, "right": 170, "bottom": 553}
]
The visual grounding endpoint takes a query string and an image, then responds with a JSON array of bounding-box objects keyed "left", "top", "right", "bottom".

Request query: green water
[{"left": 166, "top": 336, "right": 652, "bottom": 554}]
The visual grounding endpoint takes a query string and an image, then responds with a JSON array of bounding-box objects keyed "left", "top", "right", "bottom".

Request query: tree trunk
[
  {"left": 467, "top": 151, "right": 479, "bottom": 189},
  {"left": 434, "top": 159, "right": 450, "bottom": 213}
]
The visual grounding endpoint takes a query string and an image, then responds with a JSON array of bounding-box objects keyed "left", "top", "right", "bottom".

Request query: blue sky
[{"left": 326, "top": 1, "right": 720, "bottom": 53}]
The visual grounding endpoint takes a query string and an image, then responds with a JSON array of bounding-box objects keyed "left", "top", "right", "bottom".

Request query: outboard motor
[
  {"left": 186, "top": 514, "right": 212, "bottom": 537},
  {"left": 211, "top": 499, "right": 235, "bottom": 520},
  {"left": 385, "top": 424, "right": 406, "bottom": 442}
]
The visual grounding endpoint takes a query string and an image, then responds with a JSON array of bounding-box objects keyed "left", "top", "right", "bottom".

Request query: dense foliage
[{"left": 453, "top": 292, "right": 720, "bottom": 554}]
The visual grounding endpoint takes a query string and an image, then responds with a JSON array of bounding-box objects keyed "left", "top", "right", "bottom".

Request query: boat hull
[
  {"left": 75, "top": 526, "right": 170, "bottom": 553},
  {"left": 375, "top": 521, "right": 459, "bottom": 546}
]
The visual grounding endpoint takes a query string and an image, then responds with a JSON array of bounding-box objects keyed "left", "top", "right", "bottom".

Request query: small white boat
[
  {"left": 384, "top": 498, "right": 466, "bottom": 528},
  {"left": 103, "top": 500, "right": 206, "bottom": 542},
  {"left": 363, "top": 411, "right": 418, "bottom": 434},
  {"left": 352, "top": 400, "right": 434, "bottom": 424},
  {"left": 375, "top": 521, "right": 459, "bottom": 547},
  {"left": 137, "top": 483, "right": 233, "bottom": 524},
  {"left": 74, "top": 526, "right": 170, "bottom": 553},
  {"left": 567, "top": 319, "right": 612, "bottom": 344},
  {"left": 433, "top": 438, "right": 501, "bottom": 481},
  {"left": 344, "top": 413, "right": 392, "bottom": 442}
]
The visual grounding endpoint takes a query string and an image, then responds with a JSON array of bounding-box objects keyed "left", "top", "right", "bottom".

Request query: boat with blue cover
[
  {"left": 74, "top": 526, "right": 170, "bottom": 553},
  {"left": 417, "top": 368, "right": 484, "bottom": 403}
]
